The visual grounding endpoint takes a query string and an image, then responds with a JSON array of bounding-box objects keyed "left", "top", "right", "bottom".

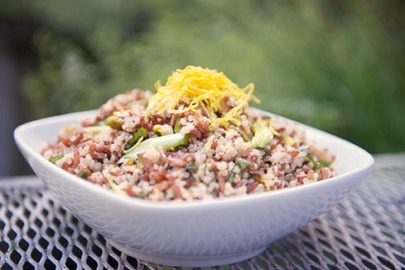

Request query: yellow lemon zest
[
  {"left": 259, "top": 177, "right": 271, "bottom": 191},
  {"left": 146, "top": 66, "right": 260, "bottom": 130}
]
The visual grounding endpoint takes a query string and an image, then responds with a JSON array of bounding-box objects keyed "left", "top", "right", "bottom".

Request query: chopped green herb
[
  {"left": 124, "top": 127, "right": 148, "bottom": 151},
  {"left": 124, "top": 136, "right": 137, "bottom": 151},
  {"left": 186, "top": 163, "right": 197, "bottom": 173},
  {"left": 227, "top": 171, "right": 236, "bottom": 182},
  {"left": 318, "top": 159, "right": 331, "bottom": 168},
  {"left": 305, "top": 154, "right": 316, "bottom": 168},
  {"left": 49, "top": 153, "right": 64, "bottom": 163},
  {"left": 174, "top": 117, "right": 181, "bottom": 133},
  {"left": 305, "top": 154, "right": 331, "bottom": 169},
  {"left": 139, "top": 127, "right": 147, "bottom": 137},
  {"left": 137, "top": 191, "right": 150, "bottom": 199},
  {"left": 236, "top": 158, "right": 251, "bottom": 170},
  {"left": 77, "top": 170, "right": 90, "bottom": 179}
]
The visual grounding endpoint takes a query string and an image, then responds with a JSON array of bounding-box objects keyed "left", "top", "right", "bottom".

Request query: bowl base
[{"left": 106, "top": 239, "right": 267, "bottom": 267}]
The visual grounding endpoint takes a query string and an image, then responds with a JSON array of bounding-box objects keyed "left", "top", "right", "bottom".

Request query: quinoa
[{"left": 41, "top": 66, "right": 336, "bottom": 201}]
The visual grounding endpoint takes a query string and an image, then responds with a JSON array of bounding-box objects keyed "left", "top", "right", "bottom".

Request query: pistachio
[
  {"left": 106, "top": 116, "right": 124, "bottom": 130},
  {"left": 153, "top": 124, "right": 174, "bottom": 136}
]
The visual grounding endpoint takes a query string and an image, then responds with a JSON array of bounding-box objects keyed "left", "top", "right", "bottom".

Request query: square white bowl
[{"left": 14, "top": 109, "right": 374, "bottom": 267}]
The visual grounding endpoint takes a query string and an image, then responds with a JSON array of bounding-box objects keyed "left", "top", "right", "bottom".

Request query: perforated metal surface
[{"left": 1, "top": 154, "right": 404, "bottom": 270}]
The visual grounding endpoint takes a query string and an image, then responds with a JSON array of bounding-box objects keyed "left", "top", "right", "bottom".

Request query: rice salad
[{"left": 41, "top": 66, "right": 336, "bottom": 201}]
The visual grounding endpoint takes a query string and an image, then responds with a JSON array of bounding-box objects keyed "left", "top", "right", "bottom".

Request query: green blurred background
[{"left": 1, "top": 0, "right": 404, "bottom": 176}]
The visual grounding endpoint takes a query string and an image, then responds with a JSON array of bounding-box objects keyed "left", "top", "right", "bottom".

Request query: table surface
[{"left": 0, "top": 154, "right": 404, "bottom": 270}]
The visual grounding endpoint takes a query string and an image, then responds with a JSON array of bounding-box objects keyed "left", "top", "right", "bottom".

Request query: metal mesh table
[{"left": 1, "top": 154, "right": 404, "bottom": 270}]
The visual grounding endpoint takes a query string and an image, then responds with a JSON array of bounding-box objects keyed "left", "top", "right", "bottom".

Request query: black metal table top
[{"left": 1, "top": 154, "right": 404, "bottom": 270}]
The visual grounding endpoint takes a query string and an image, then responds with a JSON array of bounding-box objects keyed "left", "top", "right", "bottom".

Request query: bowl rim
[{"left": 14, "top": 109, "right": 375, "bottom": 210}]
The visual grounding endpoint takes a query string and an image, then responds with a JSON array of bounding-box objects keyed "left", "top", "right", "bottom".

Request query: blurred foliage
[{"left": 1, "top": 0, "right": 404, "bottom": 153}]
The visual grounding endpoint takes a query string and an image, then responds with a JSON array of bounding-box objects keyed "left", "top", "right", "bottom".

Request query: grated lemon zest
[{"left": 146, "top": 66, "right": 260, "bottom": 130}]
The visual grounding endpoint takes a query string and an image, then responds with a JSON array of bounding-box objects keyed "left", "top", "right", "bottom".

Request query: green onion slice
[{"left": 119, "top": 133, "right": 188, "bottom": 163}]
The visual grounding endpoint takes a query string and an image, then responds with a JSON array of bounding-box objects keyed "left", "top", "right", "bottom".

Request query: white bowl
[{"left": 14, "top": 110, "right": 374, "bottom": 267}]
